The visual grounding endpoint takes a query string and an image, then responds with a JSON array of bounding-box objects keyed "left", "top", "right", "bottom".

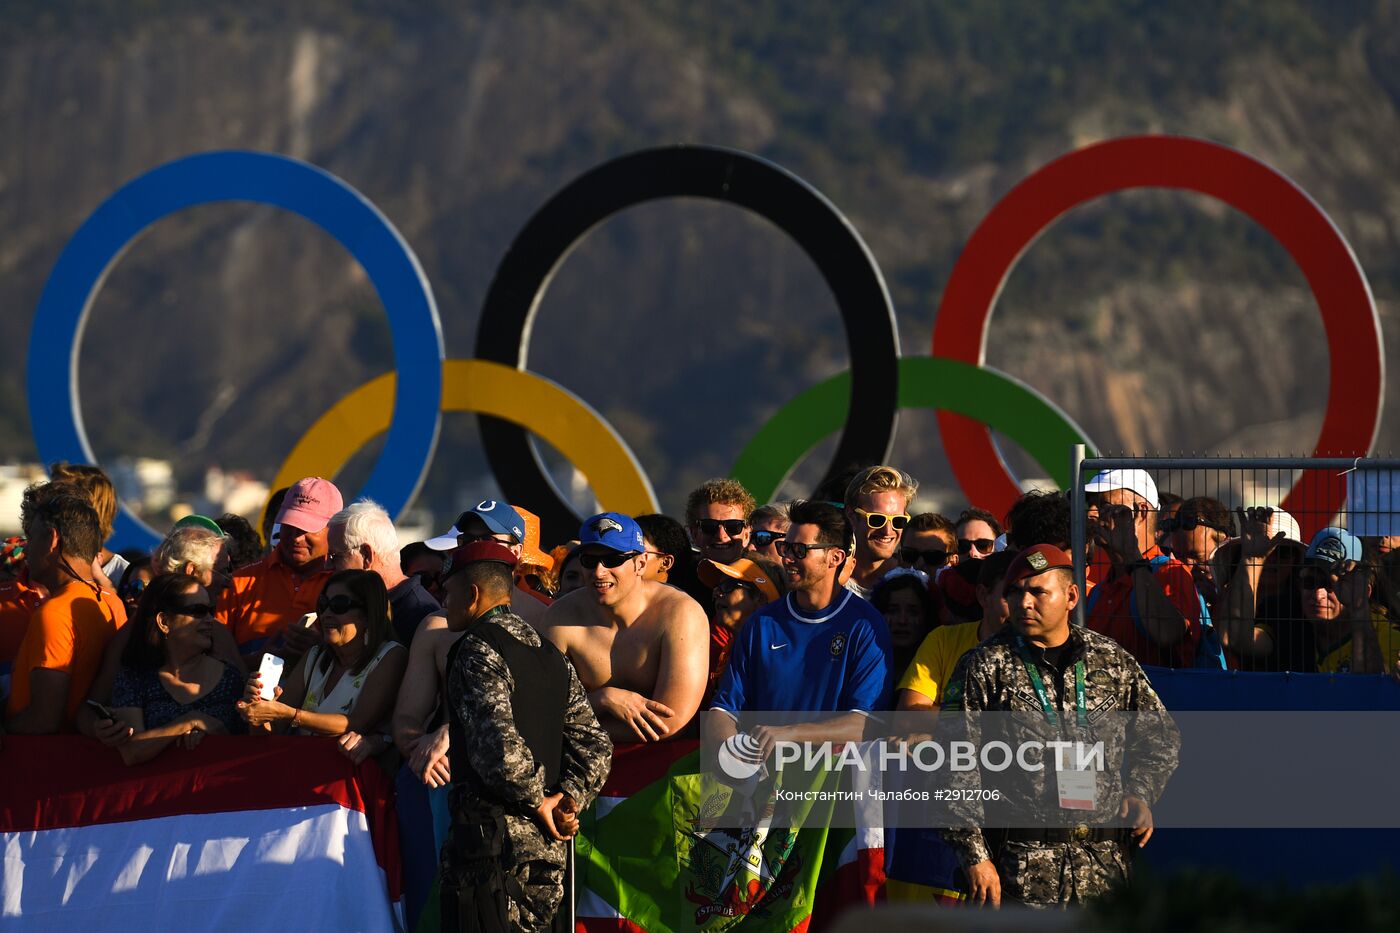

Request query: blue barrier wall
[{"left": 1140, "top": 668, "right": 1400, "bottom": 884}]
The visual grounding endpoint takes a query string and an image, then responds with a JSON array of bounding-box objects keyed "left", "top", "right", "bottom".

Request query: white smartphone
[
  {"left": 256, "top": 653, "right": 285, "bottom": 700},
  {"left": 299, "top": 612, "right": 318, "bottom": 629}
]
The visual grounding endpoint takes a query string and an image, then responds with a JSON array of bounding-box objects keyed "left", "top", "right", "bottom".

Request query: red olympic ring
[{"left": 931, "top": 135, "right": 1381, "bottom": 537}]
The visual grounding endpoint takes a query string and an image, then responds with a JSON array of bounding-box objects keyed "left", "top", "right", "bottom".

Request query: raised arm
[{"left": 1215, "top": 508, "right": 1284, "bottom": 658}]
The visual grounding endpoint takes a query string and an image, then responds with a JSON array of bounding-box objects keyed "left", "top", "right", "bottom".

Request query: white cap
[
  {"left": 1084, "top": 468, "right": 1160, "bottom": 510},
  {"left": 1266, "top": 507, "right": 1304, "bottom": 545}
]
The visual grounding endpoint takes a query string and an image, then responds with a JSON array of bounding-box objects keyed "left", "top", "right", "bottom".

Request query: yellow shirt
[
  {"left": 897, "top": 620, "right": 983, "bottom": 704},
  {"left": 1316, "top": 612, "right": 1400, "bottom": 674}
]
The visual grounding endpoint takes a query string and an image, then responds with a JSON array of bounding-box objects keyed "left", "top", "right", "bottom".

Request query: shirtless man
[
  {"left": 392, "top": 608, "right": 458, "bottom": 786},
  {"left": 537, "top": 512, "right": 709, "bottom": 743}
]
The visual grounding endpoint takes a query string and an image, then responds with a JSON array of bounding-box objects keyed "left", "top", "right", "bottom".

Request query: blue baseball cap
[
  {"left": 426, "top": 499, "right": 527, "bottom": 551},
  {"left": 1305, "top": 526, "right": 1362, "bottom": 567},
  {"left": 579, "top": 512, "right": 645, "bottom": 554}
]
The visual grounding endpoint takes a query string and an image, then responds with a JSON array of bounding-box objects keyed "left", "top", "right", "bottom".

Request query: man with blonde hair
[
  {"left": 844, "top": 465, "right": 919, "bottom": 598},
  {"left": 686, "top": 478, "right": 757, "bottom": 565}
]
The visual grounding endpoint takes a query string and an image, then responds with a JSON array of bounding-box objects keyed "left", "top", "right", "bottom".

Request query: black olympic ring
[{"left": 474, "top": 144, "right": 900, "bottom": 541}]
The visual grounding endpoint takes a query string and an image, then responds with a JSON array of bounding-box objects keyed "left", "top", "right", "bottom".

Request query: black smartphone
[{"left": 84, "top": 699, "right": 115, "bottom": 720}]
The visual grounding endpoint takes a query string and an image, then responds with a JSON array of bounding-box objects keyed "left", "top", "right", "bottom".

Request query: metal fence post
[{"left": 1071, "top": 443, "right": 1087, "bottom": 627}]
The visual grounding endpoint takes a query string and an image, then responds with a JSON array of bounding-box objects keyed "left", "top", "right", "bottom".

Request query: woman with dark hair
[
  {"left": 870, "top": 568, "right": 938, "bottom": 681},
  {"left": 116, "top": 556, "right": 154, "bottom": 617},
  {"left": 105, "top": 572, "right": 245, "bottom": 765},
  {"left": 239, "top": 569, "right": 407, "bottom": 764}
]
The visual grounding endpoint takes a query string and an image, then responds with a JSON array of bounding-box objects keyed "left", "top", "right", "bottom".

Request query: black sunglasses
[
  {"left": 958, "top": 538, "right": 996, "bottom": 555},
  {"left": 776, "top": 540, "right": 839, "bottom": 561},
  {"left": 901, "top": 546, "right": 949, "bottom": 568},
  {"left": 578, "top": 551, "right": 639, "bottom": 571},
  {"left": 715, "top": 578, "right": 758, "bottom": 598},
  {"left": 751, "top": 530, "right": 786, "bottom": 548},
  {"left": 1161, "top": 515, "right": 1230, "bottom": 535},
  {"left": 695, "top": 518, "right": 747, "bottom": 538},
  {"left": 1298, "top": 568, "right": 1353, "bottom": 593},
  {"left": 171, "top": 602, "right": 214, "bottom": 618},
  {"left": 317, "top": 594, "right": 366, "bottom": 615}
]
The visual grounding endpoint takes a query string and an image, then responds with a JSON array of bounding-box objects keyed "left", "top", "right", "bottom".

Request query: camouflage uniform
[
  {"left": 443, "top": 610, "right": 612, "bottom": 932},
  {"left": 938, "top": 625, "right": 1179, "bottom": 908}
]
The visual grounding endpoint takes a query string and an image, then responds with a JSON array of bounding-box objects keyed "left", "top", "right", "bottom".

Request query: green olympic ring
[{"left": 731, "top": 356, "right": 1099, "bottom": 503}]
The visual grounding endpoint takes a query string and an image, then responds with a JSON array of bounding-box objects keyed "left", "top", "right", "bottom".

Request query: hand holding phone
[
  {"left": 256, "top": 653, "right": 286, "bottom": 701},
  {"left": 85, "top": 699, "right": 115, "bottom": 720}
]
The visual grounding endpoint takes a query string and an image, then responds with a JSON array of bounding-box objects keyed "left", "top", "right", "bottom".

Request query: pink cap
[{"left": 275, "top": 477, "right": 344, "bottom": 534}]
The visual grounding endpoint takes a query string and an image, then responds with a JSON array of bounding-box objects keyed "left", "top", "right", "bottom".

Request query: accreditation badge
[{"left": 1056, "top": 766, "right": 1098, "bottom": 810}]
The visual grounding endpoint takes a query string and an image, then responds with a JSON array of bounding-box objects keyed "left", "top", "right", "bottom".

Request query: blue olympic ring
[{"left": 26, "top": 151, "right": 444, "bottom": 550}]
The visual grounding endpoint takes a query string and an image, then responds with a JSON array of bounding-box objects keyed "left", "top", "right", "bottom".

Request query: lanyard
[{"left": 1015, "top": 638, "right": 1087, "bottom": 729}]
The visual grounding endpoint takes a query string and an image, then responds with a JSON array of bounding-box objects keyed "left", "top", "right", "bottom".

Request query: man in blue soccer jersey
[{"left": 705, "top": 499, "right": 893, "bottom": 758}]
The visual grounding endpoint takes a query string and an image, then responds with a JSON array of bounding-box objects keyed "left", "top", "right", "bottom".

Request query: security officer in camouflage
[
  {"left": 938, "top": 544, "right": 1179, "bottom": 908},
  {"left": 439, "top": 540, "right": 612, "bottom": 932}
]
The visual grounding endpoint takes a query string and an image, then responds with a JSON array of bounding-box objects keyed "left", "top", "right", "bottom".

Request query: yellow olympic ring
[{"left": 273, "top": 359, "right": 660, "bottom": 519}]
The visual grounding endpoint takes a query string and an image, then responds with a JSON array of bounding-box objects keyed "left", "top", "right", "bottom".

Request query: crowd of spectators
[
  {"left": 3, "top": 458, "right": 1399, "bottom": 914},
  {"left": 4, "top": 462, "right": 1400, "bottom": 757}
]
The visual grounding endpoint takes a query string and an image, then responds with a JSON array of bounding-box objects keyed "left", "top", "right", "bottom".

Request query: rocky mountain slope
[{"left": 2, "top": 0, "right": 1398, "bottom": 523}]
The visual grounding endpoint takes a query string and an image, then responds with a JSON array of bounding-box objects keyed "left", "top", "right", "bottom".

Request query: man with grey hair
[
  {"left": 153, "top": 522, "right": 235, "bottom": 602},
  {"left": 329, "top": 499, "right": 439, "bottom": 645}
]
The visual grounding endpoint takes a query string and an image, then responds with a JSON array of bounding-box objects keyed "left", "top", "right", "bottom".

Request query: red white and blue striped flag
[{"left": 0, "top": 736, "right": 403, "bottom": 931}]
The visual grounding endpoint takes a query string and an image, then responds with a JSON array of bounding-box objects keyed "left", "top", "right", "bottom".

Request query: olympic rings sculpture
[
  {"left": 931, "top": 135, "right": 1382, "bottom": 532},
  {"left": 27, "top": 151, "right": 444, "bottom": 549},
  {"left": 27, "top": 139, "right": 1381, "bottom": 549}
]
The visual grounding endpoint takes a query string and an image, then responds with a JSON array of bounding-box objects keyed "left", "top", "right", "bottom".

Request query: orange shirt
[
  {"left": 218, "top": 550, "right": 330, "bottom": 648},
  {"left": 0, "top": 578, "right": 45, "bottom": 667},
  {"left": 1086, "top": 545, "right": 1202, "bottom": 668},
  {"left": 6, "top": 581, "right": 127, "bottom": 728}
]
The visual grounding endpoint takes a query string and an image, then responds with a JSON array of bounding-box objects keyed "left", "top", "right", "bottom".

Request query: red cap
[
  {"left": 441, "top": 540, "right": 518, "bottom": 583},
  {"left": 1005, "top": 544, "right": 1073, "bottom": 585}
]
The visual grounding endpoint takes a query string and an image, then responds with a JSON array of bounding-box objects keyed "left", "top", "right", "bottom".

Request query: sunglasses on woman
[
  {"left": 751, "top": 530, "right": 786, "bottom": 548},
  {"left": 172, "top": 603, "right": 215, "bottom": 618},
  {"left": 1161, "top": 515, "right": 1230, "bottom": 535},
  {"left": 853, "top": 508, "right": 910, "bottom": 531},
  {"left": 714, "top": 579, "right": 758, "bottom": 599},
  {"left": 958, "top": 537, "right": 996, "bottom": 555},
  {"left": 695, "top": 519, "right": 747, "bottom": 538},
  {"left": 900, "top": 546, "right": 949, "bottom": 568},
  {"left": 776, "top": 540, "right": 839, "bottom": 561},
  {"left": 578, "top": 550, "right": 640, "bottom": 570},
  {"left": 317, "top": 594, "right": 365, "bottom": 615}
]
